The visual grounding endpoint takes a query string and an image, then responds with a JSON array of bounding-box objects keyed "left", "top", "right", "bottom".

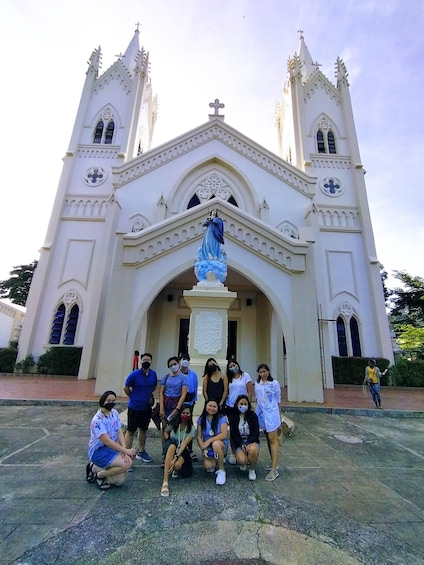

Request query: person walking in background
[
  {"left": 255, "top": 363, "right": 281, "bottom": 482},
  {"left": 197, "top": 400, "right": 229, "bottom": 485},
  {"left": 124, "top": 352, "right": 157, "bottom": 463},
  {"left": 160, "top": 404, "right": 196, "bottom": 497},
  {"left": 179, "top": 353, "right": 199, "bottom": 461},
  {"left": 132, "top": 350, "right": 139, "bottom": 371},
  {"left": 202, "top": 357, "right": 228, "bottom": 410},
  {"left": 363, "top": 358, "right": 387, "bottom": 408},
  {"left": 225, "top": 359, "right": 253, "bottom": 464},
  {"left": 87, "top": 390, "right": 136, "bottom": 490},
  {"left": 229, "top": 394, "right": 260, "bottom": 481}
]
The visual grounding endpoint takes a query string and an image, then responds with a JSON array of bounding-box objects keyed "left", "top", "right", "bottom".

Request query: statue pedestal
[{"left": 183, "top": 280, "right": 237, "bottom": 376}]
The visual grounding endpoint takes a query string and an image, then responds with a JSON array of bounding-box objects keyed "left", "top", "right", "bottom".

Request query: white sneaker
[
  {"left": 215, "top": 470, "right": 226, "bottom": 485},
  {"left": 239, "top": 465, "right": 247, "bottom": 471},
  {"left": 249, "top": 469, "right": 257, "bottom": 481},
  {"left": 263, "top": 465, "right": 280, "bottom": 471},
  {"left": 228, "top": 455, "right": 237, "bottom": 465}
]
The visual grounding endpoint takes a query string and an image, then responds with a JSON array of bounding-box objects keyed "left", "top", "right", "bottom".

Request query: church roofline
[
  {"left": 112, "top": 118, "right": 317, "bottom": 196},
  {"left": 122, "top": 199, "right": 309, "bottom": 274}
]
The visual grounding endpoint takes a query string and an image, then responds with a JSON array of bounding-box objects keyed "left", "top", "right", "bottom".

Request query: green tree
[
  {"left": 395, "top": 324, "right": 424, "bottom": 360},
  {"left": 389, "top": 271, "right": 424, "bottom": 326},
  {"left": 0, "top": 260, "right": 38, "bottom": 306}
]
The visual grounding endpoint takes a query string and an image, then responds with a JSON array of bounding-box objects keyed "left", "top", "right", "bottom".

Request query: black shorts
[{"left": 127, "top": 407, "right": 152, "bottom": 433}]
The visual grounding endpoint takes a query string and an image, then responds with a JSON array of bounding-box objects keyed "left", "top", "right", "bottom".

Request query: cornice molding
[
  {"left": 122, "top": 200, "right": 309, "bottom": 273},
  {"left": 113, "top": 120, "right": 316, "bottom": 197}
]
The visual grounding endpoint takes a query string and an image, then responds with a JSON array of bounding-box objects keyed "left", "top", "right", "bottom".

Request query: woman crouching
[
  {"left": 229, "top": 394, "right": 260, "bottom": 481},
  {"left": 161, "top": 404, "right": 195, "bottom": 497},
  {"left": 197, "top": 399, "right": 229, "bottom": 486},
  {"left": 87, "top": 390, "right": 136, "bottom": 490}
]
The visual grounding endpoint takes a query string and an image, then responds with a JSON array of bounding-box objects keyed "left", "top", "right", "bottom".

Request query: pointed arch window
[
  {"left": 317, "top": 130, "right": 326, "bottom": 153},
  {"left": 337, "top": 316, "right": 348, "bottom": 356},
  {"left": 49, "top": 295, "right": 81, "bottom": 345},
  {"left": 350, "top": 317, "right": 362, "bottom": 357},
  {"left": 93, "top": 121, "right": 104, "bottom": 143},
  {"left": 63, "top": 305, "right": 80, "bottom": 345},
  {"left": 50, "top": 304, "right": 66, "bottom": 344},
  {"left": 327, "top": 131, "right": 337, "bottom": 154},
  {"left": 104, "top": 121, "right": 115, "bottom": 144}
]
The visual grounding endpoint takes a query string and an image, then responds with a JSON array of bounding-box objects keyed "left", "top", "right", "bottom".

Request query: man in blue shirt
[
  {"left": 124, "top": 352, "right": 157, "bottom": 462},
  {"left": 179, "top": 353, "right": 198, "bottom": 461}
]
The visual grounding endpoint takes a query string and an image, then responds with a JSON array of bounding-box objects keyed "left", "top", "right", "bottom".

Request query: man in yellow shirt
[{"left": 363, "top": 359, "right": 387, "bottom": 408}]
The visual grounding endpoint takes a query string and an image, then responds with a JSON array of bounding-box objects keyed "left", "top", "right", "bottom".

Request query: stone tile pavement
[{"left": 1, "top": 400, "right": 424, "bottom": 564}]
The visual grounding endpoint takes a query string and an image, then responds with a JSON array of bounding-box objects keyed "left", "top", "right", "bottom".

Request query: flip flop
[
  {"left": 86, "top": 462, "right": 95, "bottom": 483},
  {"left": 160, "top": 483, "right": 169, "bottom": 497}
]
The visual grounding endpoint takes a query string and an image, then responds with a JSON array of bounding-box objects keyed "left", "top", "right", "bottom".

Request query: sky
[{"left": 0, "top": 0, "right": 423, "bottom": 290}]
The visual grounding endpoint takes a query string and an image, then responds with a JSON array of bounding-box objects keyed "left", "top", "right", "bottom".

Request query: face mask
[
  {"left": 104, "top": 402, "right": 115, "bottom": 411},
  {"left": 141, "top": 361, "right": 151, "bottom": 370},
  {"left": 238, "top": 405, "right": 248, "bottom": 413},
  {"left": 209, "top": 364, "right": 217, "bottom": 372},
  {"left": 230, "top": 366, "right": 239, "bottom": 374},
  {"left": 180, "top": 414, "right": 191, "bottom": 422},
  {"left": 170, "top": 364, "right": 179, "bottom": 373},
  {"left": 181, "top": 360, "right": 190, "bottom": 368}
]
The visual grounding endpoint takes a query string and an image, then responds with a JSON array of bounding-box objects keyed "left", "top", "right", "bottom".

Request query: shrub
[
  {"left": 37, "top": 347, "right": 82, "bottom": 376},
  {"left": 393, "top": 357, "right": 424, "bottom": 387},
  {"left": 0, "top": 347, "right": 18, "bottom": 373},
  {"left": 14, "top": 354, "right": 36, "bottom": 373},
  {"left": 332, "top": 356, "right": 390, "bottom": 385}
]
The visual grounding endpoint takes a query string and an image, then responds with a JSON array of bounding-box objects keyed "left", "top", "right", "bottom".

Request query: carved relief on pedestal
[{"left": 194, "top": 311, "right": 222, "bottom": 354}]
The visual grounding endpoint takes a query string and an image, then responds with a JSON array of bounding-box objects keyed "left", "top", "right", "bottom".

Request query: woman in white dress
[{"left": 254, "top": 364, "right": 281, "bottom": 481}]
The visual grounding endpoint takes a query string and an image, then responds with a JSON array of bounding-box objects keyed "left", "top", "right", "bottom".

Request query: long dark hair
[
  {"left": 256, "top": 363, "right": 274, "bottom": 383},
  {"left": 99, "top": 390, "right": 116, "bottom": 407},
  {"left": 172, "top": 403, "right": 193, "bottom": 433},
  {"left": 203, "top": 357, "right": 221, "bottom": 378},
  {"left": 226, "top": 359, "right": 242, "bottom": 383},
  {"left": 234, "top": 394, "right": 253, "bottom": 412},
  {"left": 199, "top": 399, "right": 221, "bottom": 434}
]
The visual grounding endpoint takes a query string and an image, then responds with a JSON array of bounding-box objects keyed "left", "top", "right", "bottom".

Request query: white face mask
[
  {"left": 181, "top": 360, "right": 190, "bottom": 368},
  {"left": 238, "top": 405, "right": 248, "bottom": 413},
  {"left": 170, "top": 364, "right": 179, "bottom": 373}
]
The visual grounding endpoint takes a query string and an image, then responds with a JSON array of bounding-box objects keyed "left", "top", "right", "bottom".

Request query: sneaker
[
  {"left": 215, "top": 469, "right": 226, "bottom": 485},
  {"left": 228, "top": 455, "right": 237, "bottom": 465},
  {"left": 136, "top": 450, "right": 153, "bottom": 463},
  {"left": 190, "top": 452, "right": 198, "bottom": 462},
  {"left": 206, "top": 467, "right": 216, "bottom": 473},
  {"left": 263, "top": 465, "right": 280, "bottom": 471},
  {"left": 171, "top": 471, "right": 179, "bottom": 478},
  {"left": 249, "top": 469, "right": 257, "bottom": 481},
  {"left": 265, "top": 469, "right": 279, "bottom": 482},
  {"left": 239, "top": 465, "right": 247, "bottom": 471}
]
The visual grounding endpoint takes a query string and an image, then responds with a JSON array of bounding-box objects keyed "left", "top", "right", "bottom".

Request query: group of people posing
[{"left": 87, "top": 353, "right": 282, "bottom": 496}]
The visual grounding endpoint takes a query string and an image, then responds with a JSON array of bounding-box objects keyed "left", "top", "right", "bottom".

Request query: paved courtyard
[{"left": 1, "top": 402, "right": 424, "bottom": 564}]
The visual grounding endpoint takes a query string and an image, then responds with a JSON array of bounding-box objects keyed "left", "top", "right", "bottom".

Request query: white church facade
[{"left": 17, "top": 29, "right": 393, "bottom": 402}]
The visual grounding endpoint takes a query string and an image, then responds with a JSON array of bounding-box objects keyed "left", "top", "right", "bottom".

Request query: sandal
[
  {"left": 86, "top": 462, "right": 95, "bottom": 483},
  {"left": 160, "top": 483, "right": 169, "bottom": 497},
  {"left": 190, "top": 452, "right": 198, "bottom": 462},
  {"left": 94, "top": 472, "right": 111, "bottom": 490}
]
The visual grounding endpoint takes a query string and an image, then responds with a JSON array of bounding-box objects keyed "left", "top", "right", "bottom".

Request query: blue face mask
[
  {"left": 181, "top": 360, "right": 190, "bottom": 368},
  {"left": 230, "top": 366, "right": 239, "bottom": 374},
  {"left": 238, "top": 405, "right": 248, "bottom": 413},
  {"left": 170, "top": 364, "right": 179, "bottom": 373}
]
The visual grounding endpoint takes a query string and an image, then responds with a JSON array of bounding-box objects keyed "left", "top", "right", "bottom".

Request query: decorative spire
[
  {"left": 122, "top": 27, "right": 141, "bottom": 76},
  {"left": 335, "top": 57, "right": 350, "bottom": 87},
  {"left": 297, "top": 32, "right": 318, "bottom": 80},
  {"left": 87, "top": 46, "right": 102, "bottom": 75}
]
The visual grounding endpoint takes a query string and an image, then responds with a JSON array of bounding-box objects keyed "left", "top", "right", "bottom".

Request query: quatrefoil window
[
  {"left": 83, "top": 166, "right": 107, "bottom": 186},
  {"left": 320, "top": 177, "right": 343, "bottom": 197}
]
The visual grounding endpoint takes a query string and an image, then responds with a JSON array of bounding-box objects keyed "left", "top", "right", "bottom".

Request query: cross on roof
[
  {"left": 209, "top": 98, "right": 225, "bottom": 115},
  {"left": 297, "top": 29, "right": 304, "bottom": 39},
  {"left": 115, "top": 52, "right": 125, "bottom": 60},
  {"left": 135, "top": 22, "right": 141, "bottom": 32}
]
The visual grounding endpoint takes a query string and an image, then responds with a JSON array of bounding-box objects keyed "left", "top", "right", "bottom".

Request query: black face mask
[
  {"left": 141, "top": 361, "right": 151, "bottom": 370},
  {"left": 103, "top": 402, "right": 115, "bottom": 411},
  {"left": 209, "top": 364, "right": 217, "bottom": 373}
]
